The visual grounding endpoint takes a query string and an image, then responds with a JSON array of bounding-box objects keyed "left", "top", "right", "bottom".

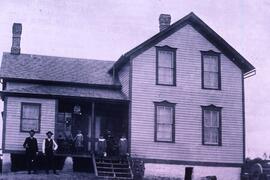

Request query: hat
[
  {"left": 46, "top": 131, "right": 53, "bottom": 135},
  {"left": 29, "top": 129, "right": 35, "bottom": 133}
]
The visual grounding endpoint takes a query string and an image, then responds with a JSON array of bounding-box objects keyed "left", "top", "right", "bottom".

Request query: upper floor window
[
  {"left": 201, "top": 51, "right": 221, "bottom": 90},
  {"left": 202, "top": 105, "right": 222, "bottom": 146},
  {"left": 21, "top": 103, "right": 41, "bottom": 132},
  {"left": 154, "top": 101, "right": 175, "bottom": 143},
  {"left": 156, "top": 46, "right": 177, "bottom": 86}
]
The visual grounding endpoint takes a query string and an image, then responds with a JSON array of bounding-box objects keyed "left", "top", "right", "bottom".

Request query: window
[
  {"left": 201, "top": 51, "right": 221, "bottom": 89},
  {"left": 154, "top": 101, "right": 175, "bottom": 142},
  {"left": 202, "top": 105, "right": 222, "bottom": 145},
  {"left": 21, "top": 103, "right": 41, "bottom": 132},
  {"left": 156, "top": 46, "right": 176, "bottom": 85}
]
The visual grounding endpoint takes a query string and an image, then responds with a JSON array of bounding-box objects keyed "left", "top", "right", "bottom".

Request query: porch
[{"left": 54, "top": 98, "right": 129, "bottom": 157}]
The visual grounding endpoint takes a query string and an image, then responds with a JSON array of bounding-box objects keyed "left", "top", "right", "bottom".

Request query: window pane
[
  {"left": 159, "top": 68, "right": 173, "bottom": 84},
  {"left": 204, "top": 127, "right": 219, "bottom": 144},
  {"left": 211, "top": 111, "right": 219, "bottom": 127},
  {"left": 204, "top": 55, "right": 218, "bottom": 72},
  {"left": 22, "top": 104, "right": 40, "bottom": 119},
  {"left": 159, "top": 51, "right": 173, "bottom": 68},
  {"left": 204, "top": 127, "right": 211, "bottom": 143},
  {"left": 204, "top": 72, "right": 218, "bottom": 89},
  {"left": 157, "top": 124, "right": 172, "bottom": 141},
  {"left": 21, "top": 119, "right": 39, "bottom": 131},
  {"left": 204, "top": 110, "right": 211, "bottom": 127},
  {"left": 157, "top": 106, "right": 173, "bottom": 124}
]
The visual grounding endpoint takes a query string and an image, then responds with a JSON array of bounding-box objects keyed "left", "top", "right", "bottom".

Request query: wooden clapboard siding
[
  {"left": 130, "top": 24, "right": 244, "bottom": 164},
  {"left": 118, "top": 63, "right": 130, "bottom": 98},
  {"left": 4, "top": 96, "right": 56, "bottom": 152}
]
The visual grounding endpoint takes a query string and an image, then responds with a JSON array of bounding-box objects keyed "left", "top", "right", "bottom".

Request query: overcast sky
[{"left": 0, "top": 0, "right": 269, "bottom": 158}]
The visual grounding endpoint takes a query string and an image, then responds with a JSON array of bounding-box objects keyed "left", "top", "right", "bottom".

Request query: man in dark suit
[{"left": 23, "top": 129, "right": 38, "bottom": 174}]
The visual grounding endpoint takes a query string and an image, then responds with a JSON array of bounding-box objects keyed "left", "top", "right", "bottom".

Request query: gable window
[
  {"left": 202, "top": 105, "right": 222, "bottom": 146},
  {"left": 154, "top": 101, "right": 175, "bottom": 142},
  {"left": 156, "top": 46, "right": 176, "bottom": 86},
  {"left": 201, "top": 51, "right": 221, "bottom": 90},
  {"left": 21, "top": 103, "right": 41, "bottom": 132}
]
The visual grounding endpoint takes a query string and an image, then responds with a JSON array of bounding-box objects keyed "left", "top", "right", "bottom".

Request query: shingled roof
[{"left": 0, "top": 53, "right": 118, "bottom": 87}]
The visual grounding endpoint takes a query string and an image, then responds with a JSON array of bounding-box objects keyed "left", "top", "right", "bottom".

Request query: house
[{"left": 0, "top": 12, "right": 255, "bottom": 179}]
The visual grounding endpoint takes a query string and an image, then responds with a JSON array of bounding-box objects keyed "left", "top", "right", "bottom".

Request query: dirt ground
[{"left": 0, "top": 172, "right": 98, "bottom": 180}]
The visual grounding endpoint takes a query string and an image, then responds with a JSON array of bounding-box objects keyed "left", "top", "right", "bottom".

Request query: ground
[
  {"left": 0, "top": 172, "right": 97, "bottom": 180},
  {"left": 0, "top": 172, "right": 183, "bottom": 180}
]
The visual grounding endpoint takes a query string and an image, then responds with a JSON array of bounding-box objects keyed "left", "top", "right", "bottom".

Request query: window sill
[
  {"left": 202, "top": 87, "right": 221, "bottom": 90},
  {"left": 156, "top": 83, "right": 176, "bottom": 87},
  {"left": 155, "top": 140, "right": 175, "bottom": 143},
  {"left": 202, "top": 143, "right": 221, "bottom": 146}
]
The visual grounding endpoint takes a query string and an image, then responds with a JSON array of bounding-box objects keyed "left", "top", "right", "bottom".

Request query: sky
[{"left": 0, "top": 0, "right": 269, "bottom": 158}]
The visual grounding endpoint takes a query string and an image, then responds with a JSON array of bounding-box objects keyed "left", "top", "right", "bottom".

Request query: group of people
[
  {"left": 97, "top": 133, "right": 128, "bottom": 162},
  {"left": 23, "top": 129, "right": 128, "bottom": 174},
  {"left": 23, "top": 130, "right": 58, "bottom": 174}
]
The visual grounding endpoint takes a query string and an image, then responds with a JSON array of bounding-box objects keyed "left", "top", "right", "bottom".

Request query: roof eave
[{"left": 0, "top": 77, "right": 122, "bottom": 90}]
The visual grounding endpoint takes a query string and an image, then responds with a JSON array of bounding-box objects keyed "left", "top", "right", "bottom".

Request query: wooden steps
[{"left": 93, "top": 155, "right": 133, "bottom": 179}]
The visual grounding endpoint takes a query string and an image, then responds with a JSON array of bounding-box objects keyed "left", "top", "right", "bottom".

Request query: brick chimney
[
  {"left": 159, "top": 14, "right": 171, "bottom": 31},
  {"left": 11, "top": 23, "right": 22, "bottom": 55}
]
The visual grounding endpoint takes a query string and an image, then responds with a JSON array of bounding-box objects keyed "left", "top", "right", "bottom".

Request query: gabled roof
[
  {"left": 0, "top": 53, "right": 119, "bottom": 87},
  {"left": 109, "top": 12, "right": 255, "bottom": 74}
]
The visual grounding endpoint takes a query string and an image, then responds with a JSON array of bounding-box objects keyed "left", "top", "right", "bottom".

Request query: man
[
  {"left": 23, "top": 129, "right": 38, "bottom": 174},
  {"left": 42, "top": 131, "right": 58, "bottom": 174}
]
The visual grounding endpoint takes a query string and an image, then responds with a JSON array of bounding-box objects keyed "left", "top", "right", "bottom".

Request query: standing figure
[
  {"left": 106, "top": 130, "right": 115, "bottom": 156},
  {"left": 23, "top": 129, "right": 38, "bottom": 174},
  {"left": 97, "top": 135, "right": 107, "bottom": 161},
  {"left": 118, "top": 135, "right": 128, "bottom": 163},
  {"left": 74, "top": 130, "right": 84, "bottom": 153},
  {"left": 42, "top": 131, "right": 58, "bottom": 174}
]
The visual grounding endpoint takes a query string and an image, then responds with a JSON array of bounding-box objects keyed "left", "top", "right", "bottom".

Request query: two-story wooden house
[{"left": 0, "top": 13, "right": 255, "bottom": 179}]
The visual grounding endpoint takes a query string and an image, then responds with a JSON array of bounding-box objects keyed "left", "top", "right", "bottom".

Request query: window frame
[
  {"left": 20, "top": 102, "right": 41, "bottom": 133},
  {"left": 201, "top": 50, "right": 221, "bottom": 90},
  {"left": 154, "top": 101, "right": 176, "bottom": 143},
  {"left": 156, "top": 46, "right": 177, "bottom": 86},
  {"left": 201, "top": 104, "right": 222, "bottom": 146}
]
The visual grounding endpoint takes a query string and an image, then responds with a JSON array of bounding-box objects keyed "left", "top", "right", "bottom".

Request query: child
[
  {"left": 97, "top": 135, "right": 107, "bottom": 161},
  {"left": 118, "top": 135, "right": 128, "bottom": 163},
  {"left": 74, "top": 130, "right": 84, "bottom": 153}
]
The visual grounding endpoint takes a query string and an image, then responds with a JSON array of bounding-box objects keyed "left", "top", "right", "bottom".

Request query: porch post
[{"left": 91, "top": 102, "right": 96, "bottom": 152}]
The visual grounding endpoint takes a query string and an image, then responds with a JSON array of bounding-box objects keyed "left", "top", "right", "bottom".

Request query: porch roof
[{"left": 1, "top": 84, "right": 128, "bottom": 101}]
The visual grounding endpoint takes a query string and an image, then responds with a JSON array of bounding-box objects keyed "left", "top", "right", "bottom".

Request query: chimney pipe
[
  {"left": 11, "top": 23, "right": 22, "bottom": 55},
  {"left": 159, "top": 14, "right": 171, "bottom": 32}
]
